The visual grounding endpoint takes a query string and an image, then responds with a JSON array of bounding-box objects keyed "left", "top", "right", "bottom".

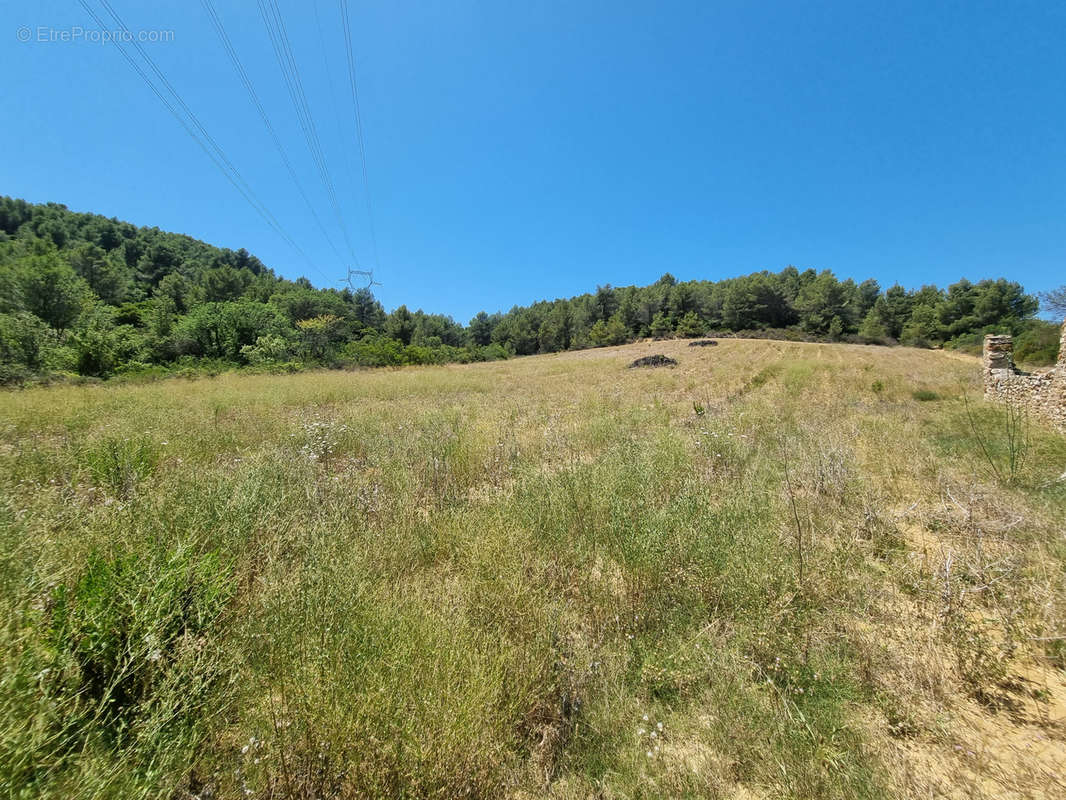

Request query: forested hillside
[{"left": 0, "top": 196, "right": 1057, "bottom": 382}]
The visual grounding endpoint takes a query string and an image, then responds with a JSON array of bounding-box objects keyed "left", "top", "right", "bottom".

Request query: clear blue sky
[{"left": 3, "top": 0, "right": 1064, "bottom": 321}]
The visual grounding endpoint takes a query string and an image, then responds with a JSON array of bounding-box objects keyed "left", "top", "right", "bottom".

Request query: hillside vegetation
[
  {"left": 1, "top": 338, "right": 1064, "bottom": 798},
  {"left": 1, "top": 197, "right": 1059, "bottom": 385}
]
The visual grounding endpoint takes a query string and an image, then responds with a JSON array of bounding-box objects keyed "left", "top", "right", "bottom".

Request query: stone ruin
[{"left": 982, "top": 321, "right": 1066, "bottom": 431}]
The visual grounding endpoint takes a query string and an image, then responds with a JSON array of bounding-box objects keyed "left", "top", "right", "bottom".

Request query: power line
[
  {"left": 78, "top": 0, "right": 317, "bottom": 272},
  {"left": 97, "top": 0, "right": 288, "bottom": 237},
  {"left": 339, "top": 0, "right": 381, "bottom": 271},
  {"left": 312, "top": 0, "right": 358, "bottom": 237},
  {"left": 200, "top": 0, "right": 344, "bottom": 276},
  {"left": 266, "top": 0, "right": 353, "bottom": 264},
  {"left": 257, "top": 0, "right": 359, "bottom": 265}
]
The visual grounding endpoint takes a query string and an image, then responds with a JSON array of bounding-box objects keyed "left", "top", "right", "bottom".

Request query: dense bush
[
  {"left": 943, "top": 318, "right": 1061, "bottom": 365},
  {"left": 2, "top": 544, "right": 232, "bottom": 794},
  {"left": 1014, "top": 319, "right": 1061, "bottom": 365}
]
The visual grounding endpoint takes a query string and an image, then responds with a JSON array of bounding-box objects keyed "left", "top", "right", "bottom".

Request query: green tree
[
  {"left": 795, "top": 271, "right": 855, "bottom": 334},
  {"left": 136, "top": 241, "right": 182, "bottom": 288},
  {"left": 675, "top": 311, "right": 705, "bottom": 338},
  {"left": 616, "top": 287, "right": 641, "bottom": 335},
  {"left": 857, "top": 309, "right": 889, "bottom": 343},
  {"left": 469, "top": 311, "right": 496, "bottom": 346},
  {"left": 270, "top": 286, "right": 347, "bottom": 324},
  {"left": 385, "top": 305, "right": 415, "bottom": 345},
  {"left": 589, "top": 315, "right": 628, "bottom": 347},
  {"left": 602, "top": 313, "right": 629, "bottom": 345},
  {"left": 667, "top": 283, "right": 699, "bottom": 319},
  {"left": 156, "top": 272, "right": 195, "bottom": 313},
  {"left": 649, "top": 312, "right": 673, "bottom": 338},
  {"left": 411, "top": 313, "right": 467, "bottom": 348},
  {"left": 593, "top": 285, "right": 618, "bottom": 322},
  {"left": 352, "top": 288, "right": 386, "bottom": 329},
  {"left": 870, "top": 285, "right": 912, "bottom": 339},
  {"left": 0, "top": 311, "right": 55, "bottom": 376},
  {"left": 20, "top": 254, "right": 90, "bottom": 330},
  {"left": 492, "top": 311, "right": 538, "bottom": 355},
  {"left": 174, "top": 301, "right": 289, "bottom": 361},
  {"left": 297, "top": 314, "right": 345, "bottom": 361},
  {"left": 536, "top": 304, "right": 572, "bottom": 352},
  {"left": 938, "top": 278, "right": 1036, "bottom": 338},
  {"left": 68, "top": 306, "right": 144, "bottom": 377},
  {"left": 587, "top": 319, "right": 609, "bottom": 347},
  {"left": 900, "top": 304, "right": 941, "bottom": 347},
  {"left": 201, "top": 266, "right": 252, "bottom": 302},
  {"left": 68, "top": 243, "right": 129, "bottom": 305},
  {"left": 721, "top": 275, "right": 793, "bottom": 329},
  {"left": 508, "top": 315, "right": 539, "bottom": 355},
  {"left": 856, "top": 278, "right": 881, "bottom": 318}
]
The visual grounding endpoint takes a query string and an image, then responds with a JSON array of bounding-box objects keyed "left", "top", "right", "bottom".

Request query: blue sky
[{"left": 3, "top": 0, "right": 1064, "bottom": 321}]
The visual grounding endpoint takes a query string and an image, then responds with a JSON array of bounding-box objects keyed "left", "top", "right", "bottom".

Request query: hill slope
[
  {"left": 2, "top": 196, "right": 1058, "bottom": 384},
  {"left": 1, "top": 340, "right": 1064, "bottom": 798}
]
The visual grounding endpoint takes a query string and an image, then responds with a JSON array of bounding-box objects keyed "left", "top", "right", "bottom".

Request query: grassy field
[{"left": 1, "top": 338, "right": 1064, "bottom": 799}]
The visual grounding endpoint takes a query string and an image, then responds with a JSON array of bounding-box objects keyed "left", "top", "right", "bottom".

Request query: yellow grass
[{"left": 1, "top": 338, "right": 1064, "bottom": 798}]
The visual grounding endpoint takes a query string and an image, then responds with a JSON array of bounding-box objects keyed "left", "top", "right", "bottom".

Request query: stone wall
[{"left": 982, "top": 321, "right": 1066, "bottom": 431}]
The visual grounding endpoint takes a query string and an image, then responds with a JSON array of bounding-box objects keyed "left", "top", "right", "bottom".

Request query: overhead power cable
[
  {"left": 80, "top": 0, "right": 318, "bottom": 272},
  {"left": 200, "top": 0, "right": 344, "bottom": 273},
  {"left": 257, "top": 0, "right": 359, "bottom": 265},
  {"left": 339, "top": 0, "right": 381, "bottom": 271},
  {"left": 312, "top": 0, "right": 358, "bottom": 233}
]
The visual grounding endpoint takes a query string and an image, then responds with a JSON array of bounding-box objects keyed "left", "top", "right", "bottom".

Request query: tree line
[{"left": 0, "top": 196, "right": 1059, "bottom": 383}]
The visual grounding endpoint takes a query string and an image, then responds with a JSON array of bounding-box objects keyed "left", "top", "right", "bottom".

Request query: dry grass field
[{"left": 1, "top": 338, "right": 1064, "bottom": 799}]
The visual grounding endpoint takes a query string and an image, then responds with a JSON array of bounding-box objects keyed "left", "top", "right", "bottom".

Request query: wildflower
[
  {"left": 656, "top": 722, "right": 663, "bottom": 731},
  {"left": 646, "top": 750, "right": 653, "bottom": 758},
  {"left": 642, "top": 714, "right": 649, "bottom": 722}
]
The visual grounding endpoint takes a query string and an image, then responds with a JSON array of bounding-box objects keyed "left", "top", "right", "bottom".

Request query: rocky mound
[{"left": 628, "top": 354, "right": 678, "bottom": 368}]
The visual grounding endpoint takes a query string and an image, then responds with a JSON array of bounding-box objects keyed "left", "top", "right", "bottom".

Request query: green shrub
[
  {"left": 239, "top": 333, "right": 292, "bottom": 365},
  {"left": 1014, "top": 320, "right": 1061, "bottom": 366},
  {"left": 48, "top": 547, "right": 230, "bottom": 730},
  {"left": 1, "top": 546, "right": 232, "bottom": 794},
  {"left": 675, "top": 311, "right": 706, "bottom": 338},
  {"left": 341, "top": 334, "right": 406, "bottom": 367},
  {"left": 78, "top": 435, "right": 160, "bottom": 497},
  {"left": 0, "top": 311, "right": 56, "bottom": 376}
]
